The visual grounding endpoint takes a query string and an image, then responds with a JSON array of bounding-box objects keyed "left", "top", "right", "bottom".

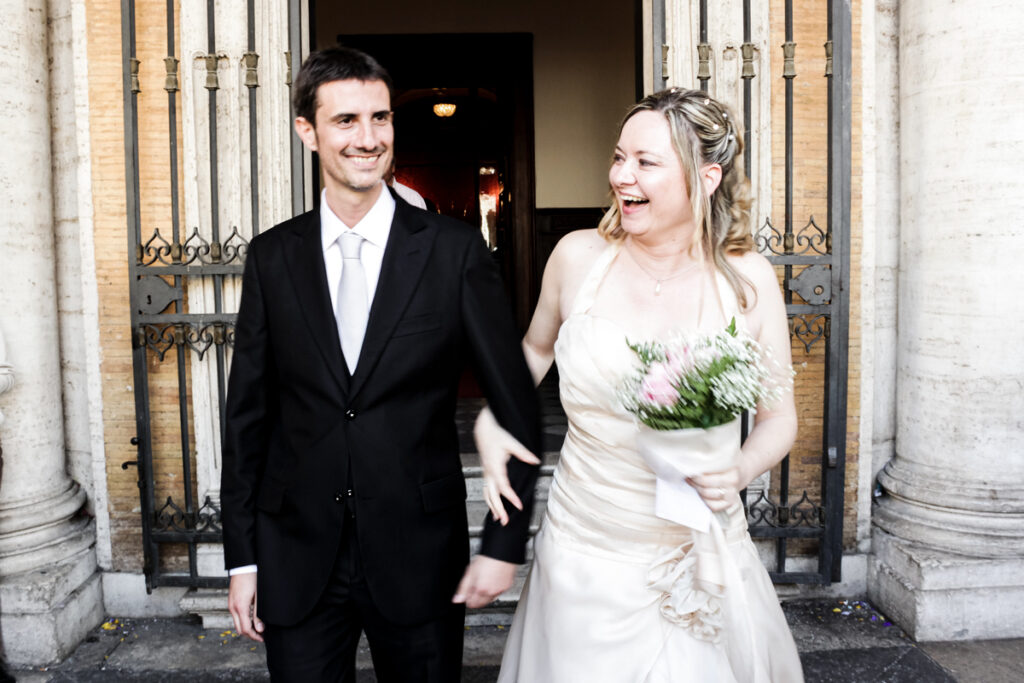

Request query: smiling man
[{"left": 220, "top": 47, "right": 541, "bottom": 682}]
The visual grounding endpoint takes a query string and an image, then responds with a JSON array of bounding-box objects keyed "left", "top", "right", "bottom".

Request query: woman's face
[{"left": 609, "top": 111, "right": 693, "bottom": 241}]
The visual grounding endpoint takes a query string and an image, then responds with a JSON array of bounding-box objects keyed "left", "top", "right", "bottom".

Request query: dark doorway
[{"left": 335, "top": 33, "right": 537, "bottom": 330}]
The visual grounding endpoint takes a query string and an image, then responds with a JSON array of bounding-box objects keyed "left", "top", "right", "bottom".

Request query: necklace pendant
[{"left": 654, "top": 281, "right": 662, "bottom": 295}]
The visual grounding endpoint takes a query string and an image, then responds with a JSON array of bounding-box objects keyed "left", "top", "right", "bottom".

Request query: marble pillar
[
  {"left": 0, "top": 0, "right": 102, "bottom": 664},
  {"left": 869, "top": 0, "right": 1024, "bottom": 641}
]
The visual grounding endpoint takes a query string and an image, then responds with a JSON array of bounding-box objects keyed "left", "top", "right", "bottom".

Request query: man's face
[{"left": 295, "top": 78, "right": 394, "bottom": 198}]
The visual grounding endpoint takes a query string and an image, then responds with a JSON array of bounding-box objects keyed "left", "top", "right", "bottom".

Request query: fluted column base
[
  {"left": 0, "top": 525, "right": 103, "bottom": 665},
  {"left": 874, "top": 457, "right": 1024, "bottom": 557},
  {"left": 869, "top": 528, "right": 1024, "bottom": 640}
]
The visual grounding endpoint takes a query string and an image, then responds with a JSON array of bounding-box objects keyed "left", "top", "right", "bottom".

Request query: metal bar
[
  {"left": 289, "top": 0, "right": 304, "bottom": 215},
  {"left": 207, "top": 0, "right": 220, "bottom": 244},
  {"left": 768, "top": 572, "right": 826, "bottom": 585},
  {"left": 698, "top": 0, "right": 708, "bottom": 91},
  {"left": 135, "top": 264, "right": 246, "bottom": 276},
  {"left": 742, "top": 0, "right": 752, "bottom": 179},
  {"left": 166, "top": 1, "right": 180, "bottom": 247},
  {"left": 247, "top": 0, "right": 260, "bottom": 236},
  {"left": 822, "top": 0, "right": 852, "bottom": 583},
  {"left": 163, "top": 0, "right": 194, "bottom": 534},
  {"left": 776, "top": 0, "right": 795, "bottom": 580},
  {"left": 765, "top": 255, "right": 832, "bottom": 266},
  {"left": 120, "top": 0, "right": 159, "bottom": 593},
  {"left": 136, "top": 314, "right": 237, "bottom": 325},
  {"left": 652, "top": 0, "right": 666, "bottom": 86},
  {"left": 152, "top": 532, "right": 224, "bottom": 543},
  {"left": 749, "top": 527, "right": 825, "bottom": 539},
  {"left": 776, "top": 456, "right": 790, "bottom": 573},
  {"left": 143, "top": 575, "right": 230, "bottom": 589}
]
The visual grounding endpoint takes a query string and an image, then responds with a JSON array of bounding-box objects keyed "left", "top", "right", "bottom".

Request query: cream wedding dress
[{"left": 498, "top": 242, "right": 803, "bottom": 683}]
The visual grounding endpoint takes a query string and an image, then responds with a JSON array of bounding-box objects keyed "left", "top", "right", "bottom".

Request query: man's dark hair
[{"left": 292, "top": 47, "right": 394, "bottom": 124}]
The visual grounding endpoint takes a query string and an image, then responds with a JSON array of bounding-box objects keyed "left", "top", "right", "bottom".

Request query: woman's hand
[
  {"left": 688, "top": 466, "right": 745, "bottom": 513},
  {"left": 474, "top": 407, "right": 541, "bottom": 525}
]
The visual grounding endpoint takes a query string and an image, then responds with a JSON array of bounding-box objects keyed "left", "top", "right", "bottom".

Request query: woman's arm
[{"left": 475, "top": 231, "right": 598, "bottom": 522}]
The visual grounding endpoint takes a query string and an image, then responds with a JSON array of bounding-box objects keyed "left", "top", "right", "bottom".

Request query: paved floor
[{"left": 10, "top": 599, "right": 1022, "bottom": 682}]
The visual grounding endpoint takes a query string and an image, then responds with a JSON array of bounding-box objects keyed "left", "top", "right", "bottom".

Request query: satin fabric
[{"left": 498, "top": 242, "right": 803, "bottom": 682}]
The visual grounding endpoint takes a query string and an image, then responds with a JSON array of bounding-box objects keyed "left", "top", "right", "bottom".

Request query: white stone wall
[
  {"left": 870, "top": 0, "right": 1024, "bottom": 640},
  {"left": 856, "top": 0, "right": 901, "bottom": 551},
  {"left": 48, "top": 0, "right": 110, "bottom": 567}
]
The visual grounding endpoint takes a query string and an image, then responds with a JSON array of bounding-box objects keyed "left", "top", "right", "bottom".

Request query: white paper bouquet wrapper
[{"left": 635, "top": 419, "right": 741, "bottom": 532}]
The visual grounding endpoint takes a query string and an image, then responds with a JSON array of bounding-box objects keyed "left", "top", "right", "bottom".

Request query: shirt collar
[{"left": 320, "top": 183, "right": 395, "bottom": 252}]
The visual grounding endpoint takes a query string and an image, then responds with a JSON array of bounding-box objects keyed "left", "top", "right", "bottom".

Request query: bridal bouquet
[
  {"left": 620, "top": 318, "right": 786, "bottom": 431},
  {"left": 620, "top": 319, "right": 790, "bottom": 531}
]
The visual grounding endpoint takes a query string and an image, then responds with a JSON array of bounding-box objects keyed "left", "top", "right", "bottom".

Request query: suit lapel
[
  {"left": 281, "top": 210, "right": 351, "bottom": 396},
  {"left": 349, "top": 199, "right": 435, "bottom": 399}
]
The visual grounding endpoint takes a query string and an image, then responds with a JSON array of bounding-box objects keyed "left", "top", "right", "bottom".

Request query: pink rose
[
  {"left": 665, "top": 347, "right": 693, "bottom": 375},
  {"left": 640, "top": 362, "right": 678, "bottom": 407}
]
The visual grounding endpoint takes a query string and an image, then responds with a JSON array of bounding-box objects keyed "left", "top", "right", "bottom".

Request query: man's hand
[
  {"left": 228, "top": 572, "right": 265, "bottom": 642},
  {"left": 452, "top": 555, "right": 517, "bottom": 609}
]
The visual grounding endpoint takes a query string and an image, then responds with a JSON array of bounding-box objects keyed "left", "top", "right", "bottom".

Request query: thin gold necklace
[{"left": 624, "top": 242, "right": 700, "bottom": 295}]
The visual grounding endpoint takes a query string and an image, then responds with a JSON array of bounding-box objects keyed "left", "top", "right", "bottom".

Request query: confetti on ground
[{"left": 101, "top": 621, "right": 119, "bottom": 631}]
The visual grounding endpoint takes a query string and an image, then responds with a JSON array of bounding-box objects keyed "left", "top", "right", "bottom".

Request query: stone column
[
  {"left": 0, "top": 0, "right": 102, "bottom": 664},
  {"left": 869, "top": 0, "right": 1024, "bottom": 641}
]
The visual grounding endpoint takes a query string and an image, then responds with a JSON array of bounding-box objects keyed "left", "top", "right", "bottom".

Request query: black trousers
[{"left": 263, "top": 518, "right": 465, "bottom": 682}]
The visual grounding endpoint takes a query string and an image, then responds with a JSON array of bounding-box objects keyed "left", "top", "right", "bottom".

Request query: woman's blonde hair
[{"left": 597, "top": 88, "right": 755, "bottom": 308}]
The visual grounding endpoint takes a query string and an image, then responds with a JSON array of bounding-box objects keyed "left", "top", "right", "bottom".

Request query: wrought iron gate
[
  {"left": 653, "top": 0, "right": 851, "bottom": 584},
  {"left": 122, "top": 0, "right": 850, "bottom": 591}
]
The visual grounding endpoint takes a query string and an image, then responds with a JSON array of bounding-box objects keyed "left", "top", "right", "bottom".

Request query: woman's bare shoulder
[
  {"left": 726, "top": 249, "right": 777, "bottom": 289},
  {"left": 548, "top": 229, "right": 609, "bottom": 274}
]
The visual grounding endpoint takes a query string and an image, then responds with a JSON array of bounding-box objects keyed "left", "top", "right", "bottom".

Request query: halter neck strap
[{"left": 570, "top": 240, "right": 621, "bottom": 316}]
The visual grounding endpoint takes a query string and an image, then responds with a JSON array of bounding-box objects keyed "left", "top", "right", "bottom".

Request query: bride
[{"left": 474, "top": 88, "right": 804, "bottom": 682}]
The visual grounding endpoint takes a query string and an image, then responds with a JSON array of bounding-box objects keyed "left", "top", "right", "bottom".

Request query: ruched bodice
[
  {"left": 498, "top": 241, "right": 803, "bottom": 683},
  {"left": 549, "top": 307, "right": 690, "bottom": 559}
]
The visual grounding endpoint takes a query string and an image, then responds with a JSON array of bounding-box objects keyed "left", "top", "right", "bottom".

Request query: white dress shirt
[
  {"left": 228, "top": 183, "right": 396, "bottom": 577},
  {"left": 321, "top": 184, "right": 395, "bottom": 314}
]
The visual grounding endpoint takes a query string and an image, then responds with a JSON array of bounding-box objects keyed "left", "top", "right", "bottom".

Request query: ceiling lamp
[{"left": 433, "top": 102, "right": 456, "bottom": 118}]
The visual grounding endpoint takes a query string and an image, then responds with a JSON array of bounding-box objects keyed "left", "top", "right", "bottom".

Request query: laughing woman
[{"left": 475, "top": 89, "right": 804, "bottom": 682}]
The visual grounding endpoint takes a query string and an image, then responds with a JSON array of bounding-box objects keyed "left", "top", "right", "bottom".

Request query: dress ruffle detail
[{"left": 646, "top": 538, "right": 724, "bottom": 643}]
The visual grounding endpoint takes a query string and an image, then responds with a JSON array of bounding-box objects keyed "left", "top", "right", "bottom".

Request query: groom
[{"left": 221, "top": 47, "right": 541, "bottom": 681}]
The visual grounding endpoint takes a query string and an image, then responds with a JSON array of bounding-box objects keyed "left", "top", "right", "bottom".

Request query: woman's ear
[{"left": 701, "top": 163, "right": 723, "bottom": 195}]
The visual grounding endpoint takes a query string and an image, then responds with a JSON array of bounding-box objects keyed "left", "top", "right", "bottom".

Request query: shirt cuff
[{"left": 228, "top": 564, "right": 258, "bottom": 575}]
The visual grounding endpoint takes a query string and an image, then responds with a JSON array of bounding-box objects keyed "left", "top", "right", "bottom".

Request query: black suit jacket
[{"left": 221, "top": 192, "right": 541, "bottom": 626}]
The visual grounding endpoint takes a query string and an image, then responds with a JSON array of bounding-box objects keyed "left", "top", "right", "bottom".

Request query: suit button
[
  {"left": 345, "top": 409, "right": 356, "bottom": 420},
  {"left": 334, "top": 492, "right": 344, "bottom": 504}
]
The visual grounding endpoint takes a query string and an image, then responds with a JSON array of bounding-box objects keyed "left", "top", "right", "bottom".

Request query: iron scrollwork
[
  {"left": 745, "top": 489, "right": 823, "bottom": 528},
  {"left": 790, "top": 314, "right": 829, "bottom": 353},
  {"left": 756, "top": 216, "right": 830, "bottom": 257},
  {"left": 136, "top": 227, "right": 249, "bottom": 267},
  {"left": 136, "top": 322, "right": 236, "bottom": 361},
  {"left": 154, "top": 495, "right": 223, "bottom": 534}
]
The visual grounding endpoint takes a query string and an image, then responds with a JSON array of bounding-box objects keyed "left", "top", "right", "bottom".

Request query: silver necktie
[{"left": 336, "top": 232, "right": 368, "bottom": 374}]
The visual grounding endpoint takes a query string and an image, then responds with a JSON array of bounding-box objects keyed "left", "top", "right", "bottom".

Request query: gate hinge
[{"left": 827, "top": 446, "right": 838, "bottom": 468}]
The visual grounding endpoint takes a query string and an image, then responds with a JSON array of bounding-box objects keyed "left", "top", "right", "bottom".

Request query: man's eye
[{"left": 337, "top": 118, "right": 354, "bottom": 127}]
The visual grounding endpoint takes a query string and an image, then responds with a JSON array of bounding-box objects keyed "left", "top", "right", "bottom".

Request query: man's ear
[
  {"left": 294, "top": 117, "right": 318, "bottom": 153},
  {"left": 701, "top": 163, "right": 723, "bottom": 196}
]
